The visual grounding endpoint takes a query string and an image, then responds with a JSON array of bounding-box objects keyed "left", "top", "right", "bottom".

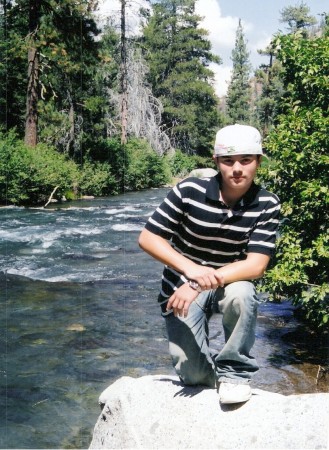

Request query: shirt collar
[{"left": 206, "top": 173, "right": 260, "bottom": 208}]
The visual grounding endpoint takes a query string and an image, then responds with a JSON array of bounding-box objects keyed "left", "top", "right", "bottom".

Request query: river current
[{"left": 0, "top": 188, "right": 327, "bottom": 449}]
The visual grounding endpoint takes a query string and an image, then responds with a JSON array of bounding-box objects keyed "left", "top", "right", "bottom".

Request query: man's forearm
[
  {"left": 138, "top": 229, "right": 220, "bottom": 288},
  {"left": 215, "top": 253, "right": 270, "bottom": 285},
  {"left": 138, "top": 228, "right": 195, "bottom": 275}
]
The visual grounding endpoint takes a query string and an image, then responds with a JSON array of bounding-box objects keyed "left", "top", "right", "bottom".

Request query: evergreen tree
[
  {"left": 322, "top": 13, "right": 329, "bottom": 36},
  {"left": 0, "top": 1, "right": 29, "bottom": 133},
  {"left": 253, "top": 47, "right": 285, "bottom": 135},
  {"left": 280, "top": 1, "right": 317, "bottom": 35},
  {"left": 226, "top": 19, "right": 252, "bottom": 124},
  {"left": 0, "top": 0, "right": 101, "bottom": 156},
  {"left": 77, "top": 19, "right": 120, "bottom": 161},
  {"left": 140, "top": 0, "right": 221, "bottom": 155},
  {"left": 254, "top": 4, "right": 320, "bottom": 135}
]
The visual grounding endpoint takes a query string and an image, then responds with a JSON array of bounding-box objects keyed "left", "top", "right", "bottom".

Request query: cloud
[
  {"left": 210, "top": 63, "right": 232, "bottom": 98},
  {"left": 196, "top": 0, "right": 237, "bottom": 52},
  {"left": 195, "top": 0, "right": 256, "bottom": 94},
  {"left": 251, "top": 35, "right": 272, "bottom": 53}
]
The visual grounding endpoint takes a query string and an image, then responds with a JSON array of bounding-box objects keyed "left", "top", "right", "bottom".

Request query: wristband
[{"left": 188, "top": 280, "right": 202, "bottom": 293}]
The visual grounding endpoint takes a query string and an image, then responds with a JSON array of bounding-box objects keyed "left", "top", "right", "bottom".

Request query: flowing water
[{"left": 0, "top": 188, "right": 328, "bottom": 449}]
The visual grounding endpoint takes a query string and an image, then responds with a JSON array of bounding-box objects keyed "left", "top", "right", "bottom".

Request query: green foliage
[
  {"left": 92, "top": 137, "right": 127, "bottom": 192},
  {"left": 124, "top": 139, "right": 171, "bottom": 191},
  {"left": 323, "top": 13, "right": 329, "bottom": 36},
  {"left": 168, "top": 149, "right": 215, "bottom": 178},
  {"left": 273, "top": 33, "right": 329, "bottom": 110},
  {"left": 262, "top": 230, "right": 329, "bottom": 326},
  {"left": 259, "top": 32, "right": 329, "bottom": 329},
  {"left": 253, "top": 58, "right": 285, "bottom": 134},
  {"left": 78, "top": 160, "right": 118, "bottom": 197},
  {"left": 0, "top": 0, "right": 102, "bottom": 149},
  {"left": 0, "top": 132, "right": 175, "bottom": 205},
  {"left": 0, "top": 130, "right": 79, "bottom": 205},
  {"left": 141, "top": 0, "right": 221, "bottom": 155},
  {"left": 279, "top": 2, "right": 317, "bottom": 34},
  {"left": 226, "top": 19, "right": 252, "bottom": 124},
  {"left": 168, "top": 150, "right": 197, "bottom": 177}
]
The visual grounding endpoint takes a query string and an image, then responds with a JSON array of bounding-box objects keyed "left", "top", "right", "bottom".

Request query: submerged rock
[{"left": 89, "top": 375, "right": 329, "bottom": 449}]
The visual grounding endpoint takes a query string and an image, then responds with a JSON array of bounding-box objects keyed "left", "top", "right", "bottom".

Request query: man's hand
[
  {"left": 185, "top": 265, "right": 225, "bottom": 291},
  {"left": 139, "top": 230, "right": 225, "bottom": 291},
  {"left": 166, "top": 283, "right": 199, "bottom": 317}
]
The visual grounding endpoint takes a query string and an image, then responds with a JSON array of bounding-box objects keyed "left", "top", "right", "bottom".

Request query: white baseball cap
[{"left": 214, "top": 124, "right": 263, "bottom": 157}]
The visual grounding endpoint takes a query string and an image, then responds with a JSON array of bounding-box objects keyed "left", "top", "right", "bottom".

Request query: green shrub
[
  {"left": 257, "top": 33, "right": 329, "bottom": 330},
  {"left": 168, "top": 149, "right": 215, "bottom": 178},
  {"left": 259, "top": 108, "right": 329, "bottom": 329},
  {"left": 79, "top": 160, "right": 117, "bottom": 196},
  {"left": 0, "top": 131, "right": 79, "bottom": 205},
  {"left": 84, "top": 137, "right": 128, "bottom": 192},
  {"left": 124, "top": 138, "right": 171, "bottom": 191}
]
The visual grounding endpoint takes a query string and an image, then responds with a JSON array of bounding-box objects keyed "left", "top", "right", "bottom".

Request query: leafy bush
[
  {"left": 0, "top": 133, "right": 177, "bottom": 205},
  {"left": 259, "top": 109, "right": 329, "bottom": 328},
  {"left": 168, "top": 149, "right": 215, "bottom": 178},
  {"left": 79, "top": 160, "right": 118, "bottom": 196},
  {"left": 258, "top": 32, "right": 329, "bottom": 328},
  {"left": 0, "top": 131, "right": 79, "bottom": 205},
  {"left": 84, "top": 137, "right": 128, "bottom": 192},
  {"left": 124, "top": 138, "right": 171, "bottom": 191}
]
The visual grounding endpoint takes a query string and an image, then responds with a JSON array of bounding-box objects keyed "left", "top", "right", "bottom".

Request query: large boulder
[{"left": 89, "top": 375, "right": 329, "bottom": 449}]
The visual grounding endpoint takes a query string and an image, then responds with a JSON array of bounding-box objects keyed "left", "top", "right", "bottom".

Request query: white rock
[
  {"left": 89, "top": 375, "right": 329, "bottom": 449},
  {"left": 188, "top": 168, "right": 218, "bottom": 178}
]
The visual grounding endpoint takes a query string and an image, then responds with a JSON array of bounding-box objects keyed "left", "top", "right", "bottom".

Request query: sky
[{"left": 96, "top": 0, "right": 328, "bottom": 97}]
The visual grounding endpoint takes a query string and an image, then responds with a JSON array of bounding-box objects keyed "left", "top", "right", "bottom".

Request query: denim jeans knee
[
  {"left": 214, "top": 281, "right": 259, "bottom": 383},
  {"left": 163, "top": 282, "right": 259, "bottom": 387},
  {"left": 165, "top": 291, "right": 216, "bottom": 387}
]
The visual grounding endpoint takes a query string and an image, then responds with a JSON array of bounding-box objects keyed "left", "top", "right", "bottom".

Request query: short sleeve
[
  {"left": 144, "top": 184, "right": 185, "bottom": 240},
  {"left": 247, "top": 194, "right": 281, "bottom": 256}
]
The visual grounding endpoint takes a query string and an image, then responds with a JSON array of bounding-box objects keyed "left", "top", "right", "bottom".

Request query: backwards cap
[{"left": 214, "top": 124, "right": 263, "bottom": 157}]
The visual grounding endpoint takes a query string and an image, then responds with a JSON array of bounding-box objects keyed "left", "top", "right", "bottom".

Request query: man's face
[{"left": 214, "top": 154, "right": 261, "bottom": 192}]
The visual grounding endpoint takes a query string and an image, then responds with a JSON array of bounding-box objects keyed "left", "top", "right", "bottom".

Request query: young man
[{"left": 138, "top": 124, "right": 280, "bottom": 404}]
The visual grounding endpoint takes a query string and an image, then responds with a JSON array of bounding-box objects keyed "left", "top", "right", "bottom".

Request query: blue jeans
[{"left": 164, "top": 281, "right": 259, "bottom": 387}]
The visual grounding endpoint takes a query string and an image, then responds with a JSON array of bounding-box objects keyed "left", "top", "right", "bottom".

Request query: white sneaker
[{"left": 218, "top": 382, "right": 252, "bottom": 404}]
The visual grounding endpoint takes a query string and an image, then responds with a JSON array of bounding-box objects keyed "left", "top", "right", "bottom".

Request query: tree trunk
[
  {"left": 24, "top": 46, "right": 39, "bottom": 147},
  {"left": 24, "top": 0, "right": 41, "bottom": 147},
  {"left": 120, "top": 0, "right": 128, "bottom": 145}
]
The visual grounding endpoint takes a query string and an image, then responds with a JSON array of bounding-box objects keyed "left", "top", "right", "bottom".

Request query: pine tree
[
  {"left": 280, "top": 1, "right": 317, "bottom": 35},
  {"left": 253, "top": 48, "right": 285, "bottom": 135},
  {"left": 140, "top": 0, "right": 221, "bottom": 155},
  {"left": 226, "top": 19, "right": 252, "bottom": 124},
  {"left": 0, "top": 0, "right": 101, "bottom": 154},
  {"left": 253, "top": 4, "right": 319, "bottom": 135}
]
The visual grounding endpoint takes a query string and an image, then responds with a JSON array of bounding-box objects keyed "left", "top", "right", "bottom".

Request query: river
[{"left": 0, "top": 188, "right": 327, "bottom": 449}]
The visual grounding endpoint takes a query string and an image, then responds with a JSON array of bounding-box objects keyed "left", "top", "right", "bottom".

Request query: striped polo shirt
[{"left": 144, "top": 174, "right": 281, "bottom": 307}]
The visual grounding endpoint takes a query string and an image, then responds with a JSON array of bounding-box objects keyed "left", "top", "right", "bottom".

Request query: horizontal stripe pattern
[{"left": 145, "top": 175, "right": 280, "bottom": 307}]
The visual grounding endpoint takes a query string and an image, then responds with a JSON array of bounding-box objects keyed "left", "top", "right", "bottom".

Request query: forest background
[{"left": 0, "top": 0, "right": 328, "bottom": 329}]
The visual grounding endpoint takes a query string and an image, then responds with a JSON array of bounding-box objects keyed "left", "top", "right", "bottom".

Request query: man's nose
[{"left": 232, "top": 161, "right": 243, "bottom": 171}]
